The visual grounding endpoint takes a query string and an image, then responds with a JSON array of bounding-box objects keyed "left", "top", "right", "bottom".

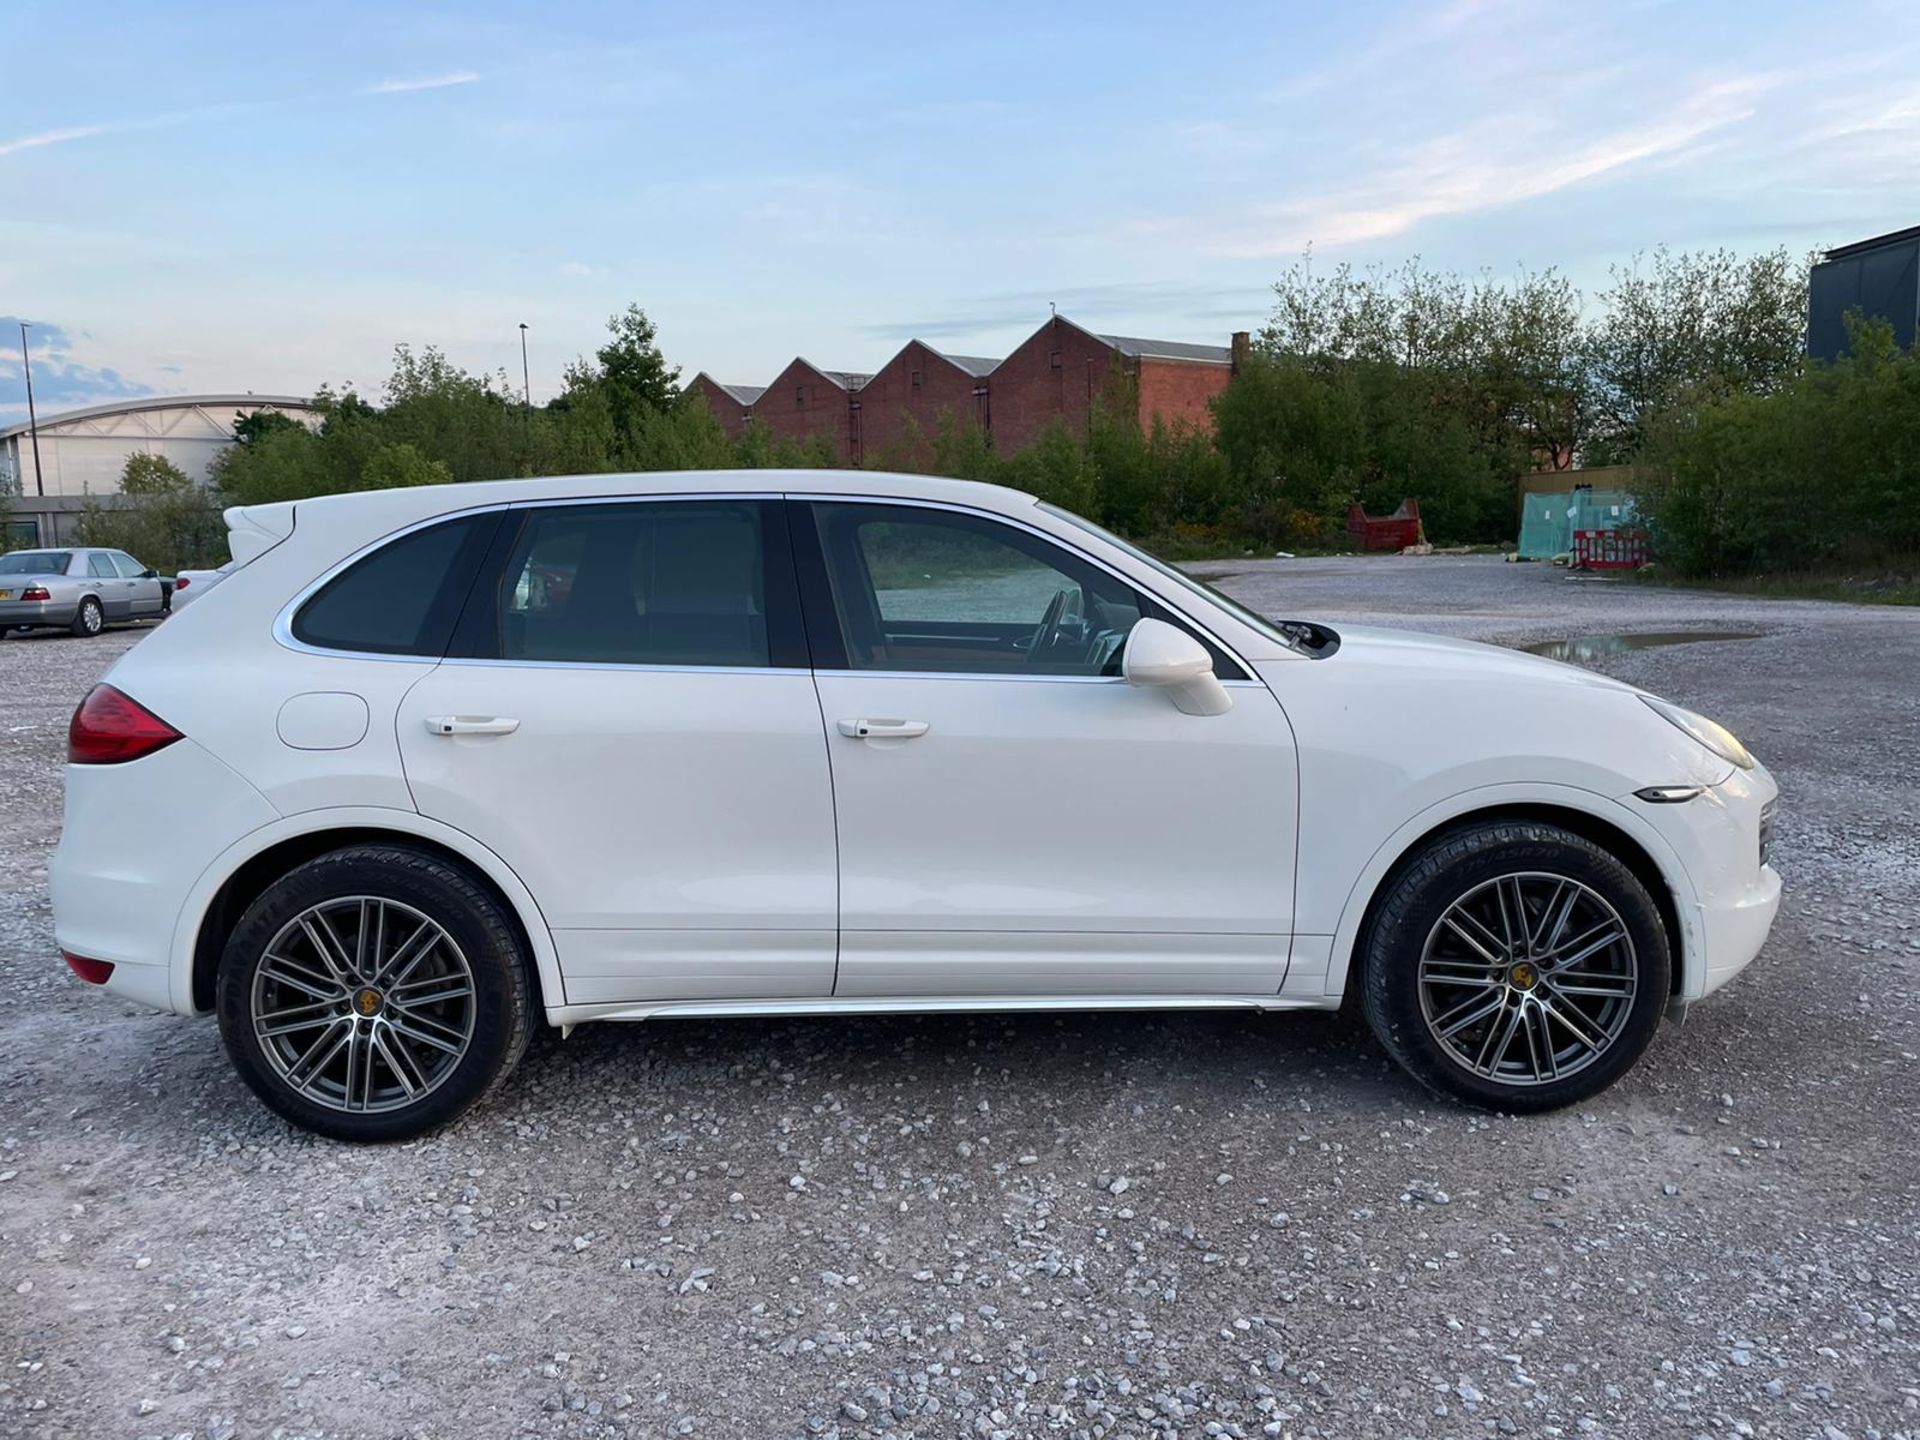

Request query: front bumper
[{"left": 1632, "top": 762, "right": 1782, "bottom": 1006}]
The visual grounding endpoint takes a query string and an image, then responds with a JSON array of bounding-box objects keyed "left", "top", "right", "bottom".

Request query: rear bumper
[
  {"left": 0, "top": 599, "right": 72, "bottom": 627},
  {"left": 51, "top": 739, "right": 279, "bottom": 1015}
]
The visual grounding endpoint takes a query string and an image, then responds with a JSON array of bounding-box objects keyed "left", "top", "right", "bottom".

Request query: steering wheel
[{"left": 1025, "top": 585, "right": 1081, "bottom": 664}]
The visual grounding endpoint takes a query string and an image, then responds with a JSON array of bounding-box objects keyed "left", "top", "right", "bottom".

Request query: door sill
[{"left": 547, "top": 992, "right": 1326, "bottom": 1030}]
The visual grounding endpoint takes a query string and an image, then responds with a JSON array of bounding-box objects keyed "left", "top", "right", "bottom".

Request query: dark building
[{"left": 1808, "top": 225, "right": 1920, "bottom": 361}]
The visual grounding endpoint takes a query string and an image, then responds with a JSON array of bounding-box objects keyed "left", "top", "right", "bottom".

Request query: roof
[
  {"left": 1095, "top": 332, "right": 1233, "bottom": 365},
  {"left": 1822, "top": 224, "right": 1920, "bottom": 262},
  {"left": 815, "top": 369, "right": 872, "bottom": 391},
  {"left": 933, "top": 350, "right": 1001, "bottom": 378},
  {"left": 0, "top": 393, "right": 319, "bottom": 441},
  {"left": 718, "top": 383, "right": 765, "bottom": 406}
]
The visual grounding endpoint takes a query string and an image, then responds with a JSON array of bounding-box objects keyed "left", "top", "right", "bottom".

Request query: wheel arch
[
  {"left": 178, "top": 810, "right": 563, "bottom": 1017},
  {"left": 1324, "top": 786, "right": 1699, "bottom": 1005}
]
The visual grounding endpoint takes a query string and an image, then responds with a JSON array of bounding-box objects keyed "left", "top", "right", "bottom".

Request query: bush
[
  {"left": 72, "top": 453, "right": 227, "bottom": 571},
  {"left": 1639, "top": 318, "right": 1920, "bottom": 578}
]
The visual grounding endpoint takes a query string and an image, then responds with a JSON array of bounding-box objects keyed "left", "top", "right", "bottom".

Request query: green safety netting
[{"left": 1517, "top": 488, "right": 1637, "bottom": 560}]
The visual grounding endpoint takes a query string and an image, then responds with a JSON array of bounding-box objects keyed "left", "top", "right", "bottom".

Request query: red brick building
[
  {"left": 684, "top": 373, "right": 764, "bottom": 443},
  {"left": 754, "top": 359, "right": 871, "bottom": 463},
  {"left": 681, "top": 314, "right": 1239, "bottom": 466},
  {"left": 853, "top": 341, "right": 996, "bottom": 467}
]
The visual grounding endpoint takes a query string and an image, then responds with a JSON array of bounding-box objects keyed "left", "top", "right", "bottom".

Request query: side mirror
[
  {"left": 141, "top": 569, "right": 156, "bottom": 579},
  {"left": 1122, "top": 617, "right": 1232, "bottom": 716}
]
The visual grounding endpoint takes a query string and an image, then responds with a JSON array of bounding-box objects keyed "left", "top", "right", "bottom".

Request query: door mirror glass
[{"left": 1123, "top": 617, "right": 1232, "bottom": 715}]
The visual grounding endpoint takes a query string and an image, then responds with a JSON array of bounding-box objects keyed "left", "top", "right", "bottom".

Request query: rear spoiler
[{"left": 222, "top": 502, "right": 296, "bottom": 566}]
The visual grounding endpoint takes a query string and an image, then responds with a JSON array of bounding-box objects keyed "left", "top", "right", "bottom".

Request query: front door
[
  {"left": 396, "top": 497, "right": 838, "bottom": 1007},
  {"left": 796, "top": 499, "right": 1298, "bottom": 999}
]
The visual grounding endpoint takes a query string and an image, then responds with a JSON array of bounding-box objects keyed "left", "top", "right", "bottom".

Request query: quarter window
[
  {"left": 456, "top": 500, "right": 789, "bottom": 668},
  {"left": 292, "top": 514, "right": 497, "bottom": 657},
  {"left": 807, "top": 503, "right": 1144, "bottom": 676}
]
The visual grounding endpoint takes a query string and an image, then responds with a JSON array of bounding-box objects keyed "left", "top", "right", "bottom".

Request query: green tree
[{"left": 120, "top": 452, "right": 193, "bottom": 495}]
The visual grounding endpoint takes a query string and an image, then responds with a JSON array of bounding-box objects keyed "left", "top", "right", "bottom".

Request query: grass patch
[{"left": 1632, "top": 566, "right": 1920, "bottom": 606}]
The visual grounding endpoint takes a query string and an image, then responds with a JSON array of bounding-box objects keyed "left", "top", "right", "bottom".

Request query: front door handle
[
  {"left": 424, "top": 715, "right": 520, "bottom": 737},
  {"left": 837, "top": 718, "right": 929, "bottom": 740}
]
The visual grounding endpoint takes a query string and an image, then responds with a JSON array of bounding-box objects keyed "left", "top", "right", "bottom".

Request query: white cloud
[
  {"left": 1154, "top": 76, "right": 1770, "bottom": 259},
  {"left": 369, "top": 71, "right": 482, "bottom": 95},
  {"left": 0, "top": 125, "right": 107, "bottom": 159}
]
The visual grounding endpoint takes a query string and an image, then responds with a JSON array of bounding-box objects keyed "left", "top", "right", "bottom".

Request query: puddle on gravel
[{"left": 1521, "top": 631, "right": 1762, "bottom": 664}]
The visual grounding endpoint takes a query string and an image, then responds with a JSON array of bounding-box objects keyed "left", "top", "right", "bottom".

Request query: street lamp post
[
  {"left": 518, "top": 323, "right": 531, "bottom": 408},
  {"left": 19, "top": 321, "right": 45, "bottom": 497}
]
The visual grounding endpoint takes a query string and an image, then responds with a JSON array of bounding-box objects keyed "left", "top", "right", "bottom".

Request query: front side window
[
  {"left": 291, "top": 513, "right": 497, "bottom": 656},
  {"left": 808, "top": 502, "right": 1144, "bottom": 676},
  {"left": 110, "top": 551, "right": 147, "bottom": 578},
  {"left": 455, "top": 500, "right": 790, "bottom": 668}
]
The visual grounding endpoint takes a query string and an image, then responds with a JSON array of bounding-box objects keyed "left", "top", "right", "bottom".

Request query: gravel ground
[{"left": 1, "top": 559, "right": 1916, "bottom": 1440}]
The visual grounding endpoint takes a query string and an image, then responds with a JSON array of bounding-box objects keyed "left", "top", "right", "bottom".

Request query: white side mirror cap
[{"left": 1122, "top": 617, "right": 1232, "bottom": 716}]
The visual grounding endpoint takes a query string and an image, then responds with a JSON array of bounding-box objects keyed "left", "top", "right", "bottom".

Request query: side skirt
[{"left": 548, "top": 992, "right": 1334, "bottom": 1033}]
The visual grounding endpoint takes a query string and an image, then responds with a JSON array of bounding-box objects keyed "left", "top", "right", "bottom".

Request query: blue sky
[{"left": 3, "top": 0, "right": 1917, "bottom": 424}]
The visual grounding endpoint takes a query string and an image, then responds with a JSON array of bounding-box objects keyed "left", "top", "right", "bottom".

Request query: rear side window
[
  {"left": 451, "top": 499, "right": 804, "bottom": 668},
  {"left": 292, "top": 514, "right": 498, "bottom": 657},
  {"left": 88, "top": 553, "right": 117, "bottom": 579}
]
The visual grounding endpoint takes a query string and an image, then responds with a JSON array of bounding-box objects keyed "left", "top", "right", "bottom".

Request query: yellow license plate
[{"left": 0, "top": 590, "right": 11, "bottom": 600}]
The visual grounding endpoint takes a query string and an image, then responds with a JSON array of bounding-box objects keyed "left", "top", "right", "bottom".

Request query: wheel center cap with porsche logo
[
  {"left": 1507, "top": 962, "right": 1539, "bottom": 991},
  {"left": 354, "top": 987, "right": 384, "bottom": 1017}
]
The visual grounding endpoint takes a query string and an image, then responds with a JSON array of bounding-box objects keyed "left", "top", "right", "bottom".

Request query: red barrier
[{"left": 1572, "top": 528, "right": 1648, "bottom": 570}]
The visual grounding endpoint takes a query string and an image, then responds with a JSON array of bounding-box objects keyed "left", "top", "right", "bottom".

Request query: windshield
[
  {"left": 0, "top": 551, "right": 70, "bottom": 576},
  {"left": 1037, "top": 504, "right": 1307, "bottom": 651}
]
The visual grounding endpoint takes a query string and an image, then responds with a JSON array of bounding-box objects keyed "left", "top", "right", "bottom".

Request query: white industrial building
[{"left": 1, "top": 393, "right": 321, "bottom": 499}]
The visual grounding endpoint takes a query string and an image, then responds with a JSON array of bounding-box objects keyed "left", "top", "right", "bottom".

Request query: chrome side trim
[{"left": 547, "top": 992, "right": 1329, "bottom": 1027}]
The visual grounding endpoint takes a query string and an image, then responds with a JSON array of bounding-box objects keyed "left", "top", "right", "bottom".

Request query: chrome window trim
[
  {"left": 271, "top": 487, "right": 1262, "bottom": 685},
  {"left": 794, "top": 491, "right": 1261, "bottom": 683}
]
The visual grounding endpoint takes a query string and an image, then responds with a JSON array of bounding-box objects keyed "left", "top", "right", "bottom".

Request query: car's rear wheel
[
  {"left": 71, "top": 597, "right": 103, "bottom": 638},
  {"left": 216, "top": 845, "right": 533, "bottom": 1141},
  {"left": 1359, "top": 820, "right": 1669, "bottom": 1111}
]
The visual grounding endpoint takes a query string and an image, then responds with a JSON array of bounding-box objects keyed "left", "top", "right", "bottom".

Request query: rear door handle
[
  {"left": 837, "top": 718, "right": 929, "bottom": 740},
  {"left": 424, "top": 715, "right": 520, "bottom": 736}
]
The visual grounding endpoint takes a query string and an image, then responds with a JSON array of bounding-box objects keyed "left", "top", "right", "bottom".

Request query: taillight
[
  {"left": 68, "top": 685, "right": 182, "bottom": 764},
  {"left": 174, "top": 576, "right": 190, "bottom": 589},
  {"left": 21, "top": 585, "right": 51, "bottom": 601},
  {"left": 64, "top": 952, "right": 115, "bottom": 985}
]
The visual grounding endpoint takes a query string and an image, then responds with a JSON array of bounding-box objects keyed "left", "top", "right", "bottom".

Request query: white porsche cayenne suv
[{"left": 50, "top": 472, "right": 1781, "bottom": 1141}]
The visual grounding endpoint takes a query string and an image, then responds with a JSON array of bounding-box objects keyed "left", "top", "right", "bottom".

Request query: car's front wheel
[
  {"left": 216, "top": 845, "right": 533, "bottom": 1141},
  {"left": 1359, "top": 820, "right": 1670, "bottom": 1111}
]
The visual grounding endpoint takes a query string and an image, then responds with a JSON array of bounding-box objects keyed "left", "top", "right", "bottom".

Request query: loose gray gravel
[{"left": 1, "top": 560, "right": 1916, "bottom": 1440}]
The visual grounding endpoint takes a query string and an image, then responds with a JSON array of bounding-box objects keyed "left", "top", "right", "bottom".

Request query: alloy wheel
[
  {"left": 249, "top": 896, "right": 477, "bottom": 1114},
  {"left": 1416, "top": 871, "right": 1638, "bottom": 1087}
]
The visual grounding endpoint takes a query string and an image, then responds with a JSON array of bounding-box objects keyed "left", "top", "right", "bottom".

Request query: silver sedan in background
[{"left": 0, "top": 547, "right": 171, "bottom": 638}]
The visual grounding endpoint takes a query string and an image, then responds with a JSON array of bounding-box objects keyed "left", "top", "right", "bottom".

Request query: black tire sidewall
[
  {"left": 216, "top": 846, "right": 531, "bottom": 1142},
  {"left": 72, "top": 598, "right": 102, "bottom": 637},
  {"left": 1361, "top": 823, "right": 1671, "bottom": 1112}
]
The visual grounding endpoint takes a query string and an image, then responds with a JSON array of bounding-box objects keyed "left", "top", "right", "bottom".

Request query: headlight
[{"left": 1640, "top": 695, "right": 1755, "bottom": 770}]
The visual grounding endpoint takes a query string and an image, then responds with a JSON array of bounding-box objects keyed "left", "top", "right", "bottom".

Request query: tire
[
  {"left": 70, "top": 596, "right": 103, "bottom": 638},
  {"left": 216, "top": 845, "right": 534, "bottom": 1141},
  {"left": 1359, "top": 820, "right": 1670, "bottom": 1112}
]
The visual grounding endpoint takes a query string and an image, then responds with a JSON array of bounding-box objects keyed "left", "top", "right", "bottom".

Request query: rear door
[
  {"left": 85, "top": 552, "right": 129, "bottom": 616},
  {"left": 396, "top": 496, "right": 839, "bottom": 1008}
]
